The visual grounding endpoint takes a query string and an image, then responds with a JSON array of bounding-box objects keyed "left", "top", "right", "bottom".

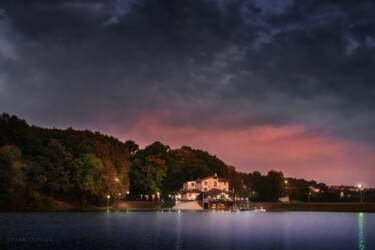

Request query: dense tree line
[
  {"left": 0, "top": 113, "right": 373, "bottom": 210},
  {"left": 0, "top": 113, "right": 133, "bottom": 210}
]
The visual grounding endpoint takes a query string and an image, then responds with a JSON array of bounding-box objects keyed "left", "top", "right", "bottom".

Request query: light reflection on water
[
  {"left": 176, "top": 211, "right": 181, "bottom": 250},
  {"left": 0, "top": 211, "right": 374, "bottom": 250},
  {"left": 358, "top": 212, "right": 365, "bottom": 250}
]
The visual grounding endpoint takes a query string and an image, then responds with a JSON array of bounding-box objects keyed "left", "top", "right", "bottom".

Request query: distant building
[
  {"left": 170, "top": 173, "right": 235, "bottom": 209},
  {"left": 309, "top": 186, "right": 320, "bottom": 192},
  {"left": 329, "top": 185, "right": 367, "bottom": 192},
  {"left": 279, "top": 196, "right": 289, "bottom": 202}
]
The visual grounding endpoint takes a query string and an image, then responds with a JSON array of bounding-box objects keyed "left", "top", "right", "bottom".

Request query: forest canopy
[{"left": 0, "top": 113, "right": 372, "bottom": 210}]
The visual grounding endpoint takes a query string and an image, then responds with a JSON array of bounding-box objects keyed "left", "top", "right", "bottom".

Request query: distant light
[
  {"left": 157, "top": 192, "right": 160, "bottom": 195},
  {"left": 115, "top": 177, "right": 119, "bottom": 182},
  {"left": 358, "top": 184, "right": 362, "bottom": 189},
  {"left": 118, "top": 193, "right": 121, "bottom": 196},
  {"left": 285, "top": 180, "right": 288, "bottom": 184},
  {"left": 127, "top": 191, "right": 130, "bottom": 194},
  {"left": 107, "top": 195, "right": 110, "bottom": 199}
]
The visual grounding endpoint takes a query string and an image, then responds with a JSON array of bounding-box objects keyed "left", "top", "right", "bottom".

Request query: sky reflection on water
[{"left": 0, "top": 211, "right": 374, "bottom": 250}]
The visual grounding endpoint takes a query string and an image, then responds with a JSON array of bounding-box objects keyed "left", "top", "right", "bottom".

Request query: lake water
[{"left": 0, "top": 211, "right": 374, "bottom": 249}]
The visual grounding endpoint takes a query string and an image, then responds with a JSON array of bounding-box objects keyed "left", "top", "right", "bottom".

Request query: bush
[{"left": 25, "top": 191, "right": 54, "bottom": 211}]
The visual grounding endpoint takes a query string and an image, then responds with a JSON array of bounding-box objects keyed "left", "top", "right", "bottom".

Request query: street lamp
[
  {"left": 107, "top": 195, "right": 110, "bottom": 207},
  {"left": 117, "top": 193, "right": 121, "bottom": 206},
  {"left": 308, "top": 192, "right": 311, "bottom": 202},
  {"left": 358, "top": 185, "right": 363, "bottom": 203}
]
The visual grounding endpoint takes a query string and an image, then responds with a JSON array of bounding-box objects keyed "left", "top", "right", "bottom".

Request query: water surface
[{"left": 0, "top": 211, "right": 374, "bottom": 249}]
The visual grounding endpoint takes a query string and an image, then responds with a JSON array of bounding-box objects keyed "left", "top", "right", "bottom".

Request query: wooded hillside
[{"left": 1, "top": 113, "right": 372, "bottom": 210}]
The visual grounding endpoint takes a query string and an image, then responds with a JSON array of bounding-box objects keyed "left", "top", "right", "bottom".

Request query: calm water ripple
[{"left": 0, "top": 211, "right": 374, "bottom": 250}]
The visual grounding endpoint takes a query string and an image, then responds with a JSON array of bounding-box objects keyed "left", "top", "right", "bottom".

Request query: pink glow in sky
[{"left": 97, "top": 116, "right": 375, "bottom": 187}]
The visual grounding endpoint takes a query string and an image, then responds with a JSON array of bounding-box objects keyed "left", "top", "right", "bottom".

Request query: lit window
[
  {"left": 214, "top": 181, "right": 217, "bottom": 187},
  {"left": 204, "top": 181, "right": 207, "bottom": 185},
  {"left": 191, "top": 183, "right": 195, "bottom": 186}
]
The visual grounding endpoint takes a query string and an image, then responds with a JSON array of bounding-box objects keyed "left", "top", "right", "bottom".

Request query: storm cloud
[{"left": 1, "top": 0, "right": 374, "bottom": 185}]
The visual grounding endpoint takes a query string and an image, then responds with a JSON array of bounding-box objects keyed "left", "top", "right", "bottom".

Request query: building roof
[
  {"left": 195, "top": 175, "right": 229, "bottom": 183},
  {"left": 185, "top": 189, "right": 201, "bottom": 194},
  {"left": 204, "top": 188, "right": 232, "bottom": 196},
  {"left": 171, "top": 189, "right": 202, "bottom": 195}
]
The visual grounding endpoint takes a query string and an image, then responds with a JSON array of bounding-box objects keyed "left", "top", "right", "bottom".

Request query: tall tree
[
  {"left": 259, "top": 170, "right": 285, "bottom": 202},
  {"left": 0, "top": 145, "right": 25, "bottom": 208},
  {"left": 72, "top": 153, "right": 103, "bottom": 203},
  {"left": 130, "top": 154, "right": 167, "bottom": 194}
]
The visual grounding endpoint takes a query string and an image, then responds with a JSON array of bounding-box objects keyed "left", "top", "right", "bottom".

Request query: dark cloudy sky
[{"left": 1, "top": 0, "right": 375, "bottom": 186}]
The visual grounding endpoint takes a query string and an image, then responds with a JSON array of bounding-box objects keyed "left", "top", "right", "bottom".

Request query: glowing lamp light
[
  {"left": 127, "top": 191, "right": 130, "bottom": 194},
  {"left": 358, "top": 184, "right": 364, "bottom": 203},
  {"left": 115, "top": 177, "right": 119, "bottom": 182},
  {"left": 106, "top": 195, "right": 111, "bottom": 207}
]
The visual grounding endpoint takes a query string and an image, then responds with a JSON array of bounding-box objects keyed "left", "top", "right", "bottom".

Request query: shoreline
[
  {"left": 248, "top": 202, "right": 375, "bottom": 213},
  {"left": 2, "top": 202, "right": 375, "bottom": 213}
]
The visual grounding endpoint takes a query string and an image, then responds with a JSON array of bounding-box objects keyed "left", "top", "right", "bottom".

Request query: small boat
[{"left": 253, "top": 207, "right": 266, "bottom": 212}]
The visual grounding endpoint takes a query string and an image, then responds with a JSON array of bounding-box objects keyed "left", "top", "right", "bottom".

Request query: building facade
[{"left": 170, "top": 173, "right": 235, "bottom": 209}]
